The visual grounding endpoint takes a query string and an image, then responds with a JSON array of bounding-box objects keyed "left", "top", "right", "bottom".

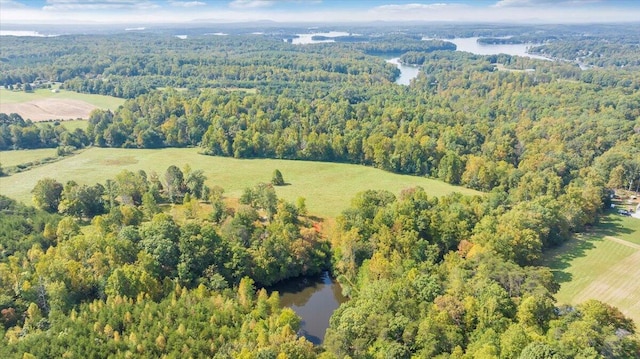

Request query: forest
[{"left": 1, "top": 23, "right": 640, "bottom": 358}]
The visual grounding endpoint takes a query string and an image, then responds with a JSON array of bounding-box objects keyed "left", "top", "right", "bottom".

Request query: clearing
[
  {"left": 0, "top": 88, "right": 125, "bottom": 121},
  {"left": 0, "top": 147, "right": 481, "bottom": 218},
  {"left": 542, "top": 211, "right": 640, "bottom": 325},
  {"left": 0, "top": 148, "right": 58, "bottom": 167}
]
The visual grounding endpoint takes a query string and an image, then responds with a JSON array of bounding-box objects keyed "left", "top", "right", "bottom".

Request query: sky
[{"left": 1, "top": 0, "right": 639, "bottom": 25}]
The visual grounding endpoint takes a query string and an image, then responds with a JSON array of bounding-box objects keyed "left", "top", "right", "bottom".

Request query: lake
[
  {"left": 0, "top": 30, "right": 58, "bottom": 37},
  {"left": 431, "top": 37, "right": 551, "bottom": 61},
  {"left": 291, "top": 31, "right": 350, "bottom": 45},
  {"left": 386, "top": 57, "right": 421, "bottom": 85},
  {"left": 387, "top": 36, "right": 553, "bottom": 85},
  {"left": 269, "top": 271, "right": 347, "bottom": 344}
]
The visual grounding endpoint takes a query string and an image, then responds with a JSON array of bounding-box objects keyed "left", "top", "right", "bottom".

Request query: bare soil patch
[
  {"left": 0, "top": 98, "right": 97, "bottom": 121},
  {"left": 100, "top": 156, "right": 139, "bottom": 166}
]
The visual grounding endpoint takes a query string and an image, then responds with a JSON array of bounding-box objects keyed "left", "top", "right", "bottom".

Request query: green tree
[
  {"left": 31, "top": 178, "right": 63, "bottom": 213},
  {"left": 272, "top": 169, "right": 285, "bottom": 186},
  {"left": 185, "top": 169, "right": 206, "bottom": 199},
  {"left": 164, "top": 165, "right": 185, "bottom": 203},
  {"left": 437, "top": 151, "right": 464, "bottom": 185},
  {"left": 115, "top": 169, "right": 148, "bottom": 206},
  {"left": 141, "top": 191, "right": 161, "bottom": 219},
  {"left": 519, "top": 342, "right": 561, "bottom": 359},
  {"left": 139, "top": 214, "right": 180, "bottom": 277},
  {"left": 58, "top": 182, "right": 106, "bottom": 218}
]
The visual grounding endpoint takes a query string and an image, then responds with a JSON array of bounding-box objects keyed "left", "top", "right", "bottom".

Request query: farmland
[
  {"left": 0, "top": 147, "right": 480, "bottom": 218},
  {"left": 0, "top": 88, "right": 125, "bottom": 121},
  {"left": 543, "top": 212, "right": 640, "bottom": 325}
]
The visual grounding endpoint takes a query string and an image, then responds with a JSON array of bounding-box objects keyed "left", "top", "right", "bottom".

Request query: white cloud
[
  {"left": 493, "top": 0, "right": 602, "bottom": 7},
  {"left": 228, "top": 0, "right": 274, "bottom": 9},
  {"left": 169, "top": 1, "right": 205, "bottom": 7},
  {"left": 374, "top": 3, "right": 451, "bottom": 11},
  {"left": 43, "top": 0, "right": 160, "bottom": 11},
  {"left": 368, "top": 2, "right": 470, "bottom": 21},
  {"left": 1, "top": 0, "right": 638, "bottom": 24},
  {"left": 228, "top": 0, "right": 320, "bottom": 9}
]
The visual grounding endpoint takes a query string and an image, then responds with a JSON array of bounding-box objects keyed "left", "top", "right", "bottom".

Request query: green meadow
[
  {"left": 34, "top": 119, "right": 90, "bottom": 131},
  {"left": 0, "top": 148, "right": 58, "bottom": 167},
  {"left": 542, "top": 211, "right": 640, "bottom": 325},
  {"left": 0, "top": 88, "right": 125, "bottom": 110},
  {"left": 0, "top": 147, "right": 480, "bottom": 218},
  {"left": 596, "top": 209, "right": 640, "bottom": 245}
]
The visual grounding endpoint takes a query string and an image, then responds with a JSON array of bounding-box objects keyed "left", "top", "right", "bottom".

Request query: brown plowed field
[{"left": 0, "top": 98, "right": 97, "bottom": 121}]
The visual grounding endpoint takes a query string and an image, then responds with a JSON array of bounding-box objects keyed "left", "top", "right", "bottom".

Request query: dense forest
[{"left": 1, "top": 24, "right": 640, "bottom": 357}]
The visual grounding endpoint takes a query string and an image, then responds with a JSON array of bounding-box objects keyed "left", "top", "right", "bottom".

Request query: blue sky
[{"left": 1, "top": 0, "right": 639, "bottom": 24}]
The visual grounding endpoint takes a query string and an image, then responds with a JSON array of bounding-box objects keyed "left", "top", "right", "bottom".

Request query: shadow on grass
[
  {"left": 539, "top": 233, "right": 603, "bottom": 285},
  {"left": 307, "top": 215, "right": 325, "bottom": 223},
  {"left": 595, "top": 210, "right": 635, "bottom": 238}
]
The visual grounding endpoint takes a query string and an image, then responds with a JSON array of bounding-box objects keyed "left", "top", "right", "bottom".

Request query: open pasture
[
  {"left": 0, "top": 147, "right": 480, "bottom": 218},
  {"left": 0, "top": 148, "right": 58, "bottom": 168},
  {"left": 542, "top": 212, "right": 640, "bottom": 325}
]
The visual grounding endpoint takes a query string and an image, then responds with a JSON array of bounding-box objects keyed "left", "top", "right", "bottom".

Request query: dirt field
[{"left": 0, "top": 98, "right": 98, "bottom": 122}]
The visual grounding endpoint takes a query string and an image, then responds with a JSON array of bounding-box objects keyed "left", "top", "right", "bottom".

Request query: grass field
[
  {"left": 597, "top": 209, "right": 640, "bottom": 245},
  {"left": 0, "top": 148, "right": 58, "bottom": 167},
  {"left": 0, "top": 147, "right": 480, "bottom": 218},
  {"left": 542, "top": 212, "right": 640, "bottom": 325},
  {"left": 0, "top": 88, "right": 125, "bottom": 110},
  {"left": 34, "top": 119, "right": 89, "bottom": 131}
]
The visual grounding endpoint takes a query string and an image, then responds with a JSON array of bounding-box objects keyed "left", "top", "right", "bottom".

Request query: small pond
[{"left": 269, "top": 271, "right": 347, "bottom": 344}]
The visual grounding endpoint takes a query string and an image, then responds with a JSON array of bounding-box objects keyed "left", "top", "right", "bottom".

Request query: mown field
[
  {"left": 0, "top": 88, "right": 125, "bottom": 122},
  {"left": 0, "top": 147, "right": 480, "bottom": 218},
  {"left": 0, "top": 88, "right": 125, "bottom": 109},
  {"left": 0, "top": 148, "right": 58, "bottom": 167},
  {"left": 599, "top": 207, "right": 640, "bottom": 245},
  {"left": 542, "top": 211, "right": 640, "bottom": 325}
]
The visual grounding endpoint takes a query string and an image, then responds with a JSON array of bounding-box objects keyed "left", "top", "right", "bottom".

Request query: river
[{"left": 269, "top": 271, "right": 347, "bottom": 344}]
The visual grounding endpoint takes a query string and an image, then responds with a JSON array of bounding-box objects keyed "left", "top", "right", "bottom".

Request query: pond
[{"left": 269, "top": 271, "right": 347, "bottom": 344}]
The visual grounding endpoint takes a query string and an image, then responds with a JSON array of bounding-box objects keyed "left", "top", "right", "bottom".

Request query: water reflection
[
  {"left": 290, "top": 31, "right": 350, "bottom": 45},
  {"left": 428, "top": 37, "right": 551, "bottom": 60},
  {"left": 269, "top": 271, "right": 347, "bottom": 344},
  {"left": 386, "top": 57, "right": 421, "bottom": 85}
]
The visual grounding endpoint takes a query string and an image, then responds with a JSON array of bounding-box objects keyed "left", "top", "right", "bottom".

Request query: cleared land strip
[
  {"left": 572, "top": 248, "right": 640, "bottom": 324},
  {"left": 604, "top": 235, "right": 640, "bottom": 250}
]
